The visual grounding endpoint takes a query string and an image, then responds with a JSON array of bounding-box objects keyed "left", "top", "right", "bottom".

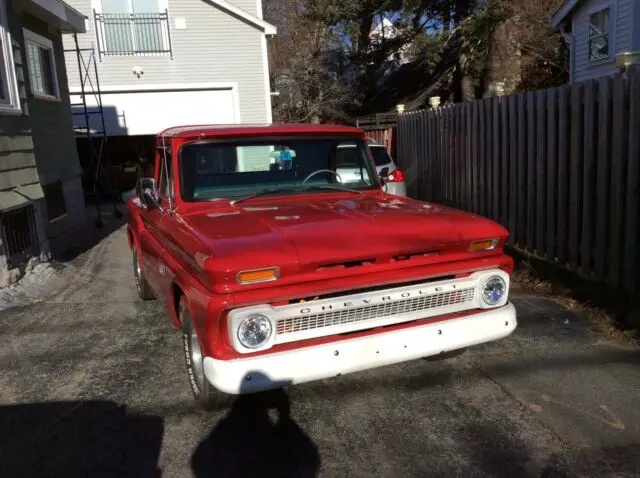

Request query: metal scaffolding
[{"left": 64, "top": 33, "right": 122, "bottom": 228}]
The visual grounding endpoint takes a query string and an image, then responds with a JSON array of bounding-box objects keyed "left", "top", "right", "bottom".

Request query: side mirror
[
  {"left": 379, "top": 166, "right": 390, "bottom": 185},
  {"left": 378, "top": 167, "right": 389, "bottom": 191},
  {"left": 137, "top": 177, "right": 163, "bottom": 212}
]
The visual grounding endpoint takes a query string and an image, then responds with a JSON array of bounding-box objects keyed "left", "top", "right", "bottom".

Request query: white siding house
[
  {"left": 62, "top": 0, "right": 276, "bottom": 136},
  {"left": 552, "top": 0, "right": 640, "bottom": 82}
]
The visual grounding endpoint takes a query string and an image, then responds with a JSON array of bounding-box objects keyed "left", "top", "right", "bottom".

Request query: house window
[
  {"left": 43, "top": 181, "right": 67, "bottom": 221},
  {"left": 96, "top": 0, "right": 171, "bottom": 56},
  {"left": 23, "top": 29, "right": 60, "bottom": 99},
  {"left": 589, "top": 8, "right": 610, "bottom": 61},
  {"left": 0, "top": 0, "right": 20, "bottom": 113}
]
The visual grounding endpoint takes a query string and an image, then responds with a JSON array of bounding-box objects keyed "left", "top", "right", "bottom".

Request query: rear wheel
[
  {"left": 180, "top": 297, "right": 232, "bottom": 410},
  {"left": 133, "top": 248, "right": 154, "bottom": 301}
]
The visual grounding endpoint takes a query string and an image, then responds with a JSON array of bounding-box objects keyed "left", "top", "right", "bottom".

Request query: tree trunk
[
  {"left": 483, "top": 15, "right": 522, "bottom": 97},
  {"left": 453, "top": 49, "right": 475, "bottom": 102},
  {"left": 450, "top": 0, "right": 475, "bottom": 102}
]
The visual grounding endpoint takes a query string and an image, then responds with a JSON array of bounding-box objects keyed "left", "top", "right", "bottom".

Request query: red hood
[{"left": 175, "top": 194, "right": 509, "bottom": 289}]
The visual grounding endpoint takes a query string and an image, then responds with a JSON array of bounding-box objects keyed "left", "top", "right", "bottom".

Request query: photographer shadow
[
  {"left": 191, "top": 373, "right": 320, "bottom": 478},
  {"left": 0, "top": 400, "right": 163, "bottom": 478}
]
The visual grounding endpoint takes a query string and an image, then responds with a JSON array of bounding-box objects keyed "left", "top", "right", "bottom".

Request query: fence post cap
[
  {"left": 396, "top": 104, "right": 406, "bottom": 114},
  {"left": 616, "top": 51, "right": 640, "bottom": 68},
  {"left": 429, "top": 96, "right": 441, "bottom": 109}
]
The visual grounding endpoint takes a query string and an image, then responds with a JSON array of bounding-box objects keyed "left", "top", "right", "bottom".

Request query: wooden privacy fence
[
  {"left": 396, "top": 70, "right": 640, "bottom": 293},
  {"left": 363, "top": 128, "right": 397, "bottom": 156}
]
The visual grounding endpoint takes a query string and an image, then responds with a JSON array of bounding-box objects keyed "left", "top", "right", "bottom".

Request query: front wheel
[
  {"left": 133, "top": 248, "right": 154, "bottom": 301},
  {"left": 180, "top": 297, "right": 232, "bottom": 410}
]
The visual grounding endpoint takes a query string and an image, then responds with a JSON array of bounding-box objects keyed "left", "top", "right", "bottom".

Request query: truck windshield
[{"left": 179, "top": 136, "right": 380, "bottom": 202}]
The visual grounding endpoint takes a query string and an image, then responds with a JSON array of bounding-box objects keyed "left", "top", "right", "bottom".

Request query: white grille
[{"left": 276, "top": 288, "right": 476, "bottom": 335}]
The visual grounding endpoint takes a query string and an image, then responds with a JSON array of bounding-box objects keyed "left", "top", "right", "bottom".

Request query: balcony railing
[{"left": 94, "top": 10, "right": 173, "bottom": 59}]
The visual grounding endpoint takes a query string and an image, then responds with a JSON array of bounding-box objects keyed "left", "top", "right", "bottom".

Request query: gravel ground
[{"left": 0, "top": 219, "right": 638, "bottom": 478}]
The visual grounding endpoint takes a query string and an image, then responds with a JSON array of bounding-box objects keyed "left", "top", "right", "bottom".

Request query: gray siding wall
[
  {"left": 573, "top": 0, "right": 635, "bottom": 81},
  {"left": 19, "top": 11, "right": 87, "bottom": 242},
  {"left": 21, "top": 13, "right": 82, "bottom": 185},
  {"left": 62, "top": 0, "right": 270, "bottom": 124},
  {"left": 633, "top": 0, "right": 640, "bottom": 51},
  {"left": 0, "top": 0, "right": 42, "bottom": 208}
]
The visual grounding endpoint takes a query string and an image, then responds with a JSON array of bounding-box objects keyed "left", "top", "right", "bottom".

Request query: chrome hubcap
[
  {"left": 189, "top": 325, "right": 205, "bottom": 390},
  {"left": 134, "top": 252, "right": 141, "bottom": 290}
]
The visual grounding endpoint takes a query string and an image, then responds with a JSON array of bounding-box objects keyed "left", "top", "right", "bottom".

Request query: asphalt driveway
[{"left": 0, "top": 217, "right": 639, "bottom": 477}]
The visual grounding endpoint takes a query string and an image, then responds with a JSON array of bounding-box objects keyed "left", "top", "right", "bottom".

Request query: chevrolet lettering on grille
[{"left": 299, "top": 283, "right": 461, "bottom": 315}]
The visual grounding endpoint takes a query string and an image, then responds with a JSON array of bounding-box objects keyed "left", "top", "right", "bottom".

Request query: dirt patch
[{"left": 511, "top": 257, "right": 639, "bottom": 346}]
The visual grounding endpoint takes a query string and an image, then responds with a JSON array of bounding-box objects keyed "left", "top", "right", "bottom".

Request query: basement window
[
  {"left": 588, "top": 8, "right": 611, "bottom": 61},
  {"left": 0, "top": 204, "right": 39, "bottom": 269}
]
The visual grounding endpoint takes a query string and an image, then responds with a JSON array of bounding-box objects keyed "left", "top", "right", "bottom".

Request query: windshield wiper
[
  {"left": 230, "top": 184, "right": 363, "bottom": 206},
  {"left": 230, "top": 187, "right": 294, "bottom": 205},
  {"left": 301, "top": 185, "right": 363, "bottom": 195}
]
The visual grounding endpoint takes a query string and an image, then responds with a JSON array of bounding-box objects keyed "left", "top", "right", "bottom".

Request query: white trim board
[
  {"left": 68, "top": 81, "right": 238, "bottom": 93},
  {"left": 205, "top": 0, "right": 276, "bottom": 35},
  {"left": 0, "top": 0, "right": 21, "bottom": 114},
  {"left": 261, "top": 34, "right": 272, "bottom": 123}
]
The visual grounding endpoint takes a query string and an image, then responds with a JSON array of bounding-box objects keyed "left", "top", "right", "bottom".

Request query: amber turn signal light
[
  {"left": 468, "top": 238, "right": 499, "bottom": 252},
  {"left": 237, "top": 267, "right": 280, "bottom": 285}
]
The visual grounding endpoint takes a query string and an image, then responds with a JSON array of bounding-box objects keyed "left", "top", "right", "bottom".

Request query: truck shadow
[
  {"left": 191, "top": 373, "right": 320, "bottom": 478},
  {"left": 0, "top": 400, "right": 163, "bottom": 477}
]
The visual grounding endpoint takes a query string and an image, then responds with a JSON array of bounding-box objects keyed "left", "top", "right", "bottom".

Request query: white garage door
[{"left": 71, "top": 85, "right": 238, "bottom": 136}]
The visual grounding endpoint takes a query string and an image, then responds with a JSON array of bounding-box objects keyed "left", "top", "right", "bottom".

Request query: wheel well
[
  {"left": 127, "top": 229, "right": 134, "bottom": 250},
  {"left": 171, "top": 282, "right": 184, "bottom": 327}
]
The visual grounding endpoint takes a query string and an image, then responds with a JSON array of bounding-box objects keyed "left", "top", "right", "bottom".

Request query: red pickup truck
[{"left": 127, "top": 123, "right": 517, "bottom": 409}]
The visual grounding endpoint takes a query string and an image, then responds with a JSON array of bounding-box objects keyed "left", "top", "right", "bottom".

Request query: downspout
[{"left": 559, "top": 23, "right": 575, "bottom": 83}]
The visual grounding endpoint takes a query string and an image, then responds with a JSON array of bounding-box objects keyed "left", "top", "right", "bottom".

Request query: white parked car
[
  {"left": 335, "top": 141, "right": 407, "bottom": 196},
  {"left": 367, "top": 142, "right": 407, "bottom": 196}
]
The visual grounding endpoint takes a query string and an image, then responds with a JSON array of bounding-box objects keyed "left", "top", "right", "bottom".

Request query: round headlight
[
  {"left": 482, "top": 276, "right": 507, "bottom": 306},
  {"left": 237, "top": 314, "right": 273, "bottom": 349}
]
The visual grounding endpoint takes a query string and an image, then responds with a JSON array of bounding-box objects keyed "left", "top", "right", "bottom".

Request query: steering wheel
[{"left": 302, "top": 169, "right": 343, "bottom": 186}]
